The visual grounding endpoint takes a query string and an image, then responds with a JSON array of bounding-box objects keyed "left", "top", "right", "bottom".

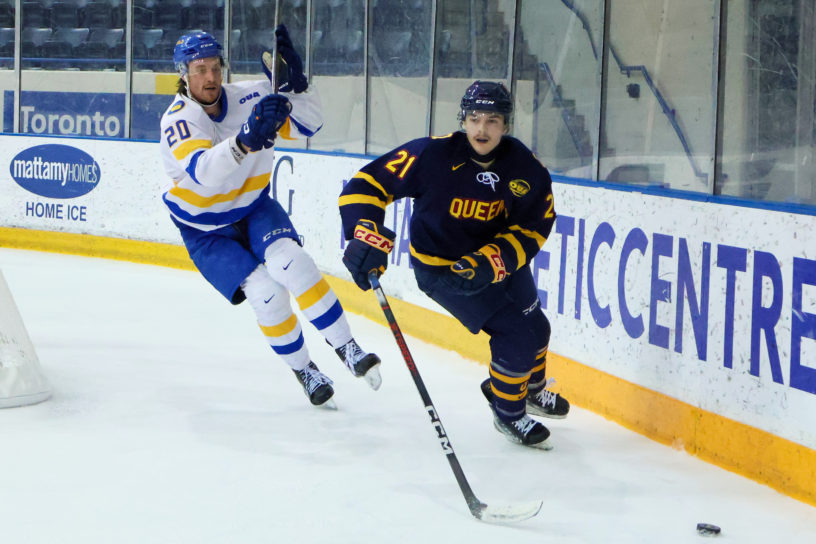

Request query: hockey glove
[
  {"left": 441, "top": 244, "right": 507, "bottom": 295},
  {"left": 261, "top": 24, "right": 308, "bottom": 93},
  {"left": 237, "top": 94, "right": 292, "bottom": 152},
  {"left": 342, "top": 219, "right": 395, "bottom": 291}
]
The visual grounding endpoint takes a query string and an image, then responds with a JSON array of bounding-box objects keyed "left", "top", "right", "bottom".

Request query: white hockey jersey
[{"left": 159, "top": 79, "right": 322, "bottom": 231}]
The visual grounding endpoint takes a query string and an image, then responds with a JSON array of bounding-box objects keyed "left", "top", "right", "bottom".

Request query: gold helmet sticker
[{"left": 509, "top": 179, "right": 530, "bottom": 197}]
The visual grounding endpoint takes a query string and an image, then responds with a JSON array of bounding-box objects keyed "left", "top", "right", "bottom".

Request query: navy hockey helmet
[
  {"left": 173, "top": 32, "right": 223, "bottom": 76},
  {"left": 458, "top": 80, "right": 513, "bottom": 123}
]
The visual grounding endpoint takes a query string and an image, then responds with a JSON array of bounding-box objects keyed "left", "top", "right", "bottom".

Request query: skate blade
[
  {"left": 526, "top": 406, "right": 568, "bottom": 420},
  {"left": 528, "top": 439, "right": 553, "bottom": 450},
  {"left": 317, "top": 398, "right": 337, "bottom": 410},
  {"left": 363, "top": 364, "right": 382, "bottom": 391}
]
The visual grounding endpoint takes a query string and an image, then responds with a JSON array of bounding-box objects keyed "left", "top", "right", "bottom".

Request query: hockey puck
[{"left": 696, "top": 523, "right": 721, "bottom": 536}]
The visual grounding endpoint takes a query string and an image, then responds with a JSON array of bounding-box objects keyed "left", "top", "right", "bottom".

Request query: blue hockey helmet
[
  {"left": 173, "top": 32, "right": 223, "bottom": 75},
  {"left": 458, "top": 81, "right": 513, "bottom": 123}
]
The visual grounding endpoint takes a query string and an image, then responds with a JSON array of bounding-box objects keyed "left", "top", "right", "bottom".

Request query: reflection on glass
[
  {"left": 0, "top": 3, "right": 14, "bottom": 133},
  {"left": 367, "top": 0, "right": 432, "bottom": 154},
  {"left": 309, "top": 0, "right": 366, "bottom": 154},
  {"left": 511, "top": 0, "right": 602, "bottom": 178},
  {"left": 719, "top": 0, "right": 816, "bottom": 205},
  {"left": 232, "top": 0, "right": 307, "bottom": 150},
  {"left": 17, "top": 1, "right": 128, "bottom": 137},
  {"left": 601, "top": 0, "right": 716, "bottom": 192},
  {"left": 432, "top": 0, "right": 514, "bottom": 137}
]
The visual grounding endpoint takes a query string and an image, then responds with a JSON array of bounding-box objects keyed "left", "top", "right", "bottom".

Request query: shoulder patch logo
[
  {"left": 452, "top": 162, "right": 465, "bottom": 171},
  {"left": 169, "top": 100, "right": 185, "bottom": 114},
  {"left": 509, "top": 179, "right": 530, "bottom": 197}
]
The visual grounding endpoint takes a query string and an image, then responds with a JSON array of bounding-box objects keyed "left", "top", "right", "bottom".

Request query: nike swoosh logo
[
  {"left": 283, "top": 259, "right": 294, "bottom": 270},
  {"left": 452, "top": 162, "right": 465, "bottom": 171},
  {"left": 264, "top": 295, "right": 275, "bottom": 303}
]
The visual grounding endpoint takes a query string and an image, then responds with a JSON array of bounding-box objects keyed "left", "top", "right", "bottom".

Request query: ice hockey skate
[
  {"left": 335, "top": 339, "right": 382, "bottom": 391},
  {"left": 526, "top": 378, "right": 570, "bottom": 419},
  {"left": 492, "top": 413, "right": 552, "bottom": 449},
  {"left": 480, "top": 379, "right": 552, "bottom": 449},
  {"left": 293, "top": 362, "right": 336, "bottom": 409}
]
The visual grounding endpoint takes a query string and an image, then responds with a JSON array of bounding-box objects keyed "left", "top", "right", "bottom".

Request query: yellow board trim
[
  {"left": 1, "top": 225, "right": 814, "bottom": 510},
  {"left": 155, "top": 74, "right": 178, "bottom": 95}
]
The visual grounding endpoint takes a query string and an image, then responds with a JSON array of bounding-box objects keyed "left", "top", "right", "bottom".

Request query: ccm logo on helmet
[{"left": 353, "top": 225, "right": 394, "bottom": 252}]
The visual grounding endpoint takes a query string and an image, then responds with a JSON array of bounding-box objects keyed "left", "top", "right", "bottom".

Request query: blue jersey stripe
[
  {"left": 163, "top": 185, "right": 269, "bottom": 225},
  {"left": 185, "top": 150, "right": 205, "bottom": 184}
]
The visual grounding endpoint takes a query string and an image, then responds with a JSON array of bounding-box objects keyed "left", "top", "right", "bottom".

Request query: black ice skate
[
  {"left": 293, "top": 362, "right": 335, "bottom": 407},
  {"left": 480, "top": 379, "right": 552, "bottom": 450},
  {"left": 335, "top": 339, "right": 382, "bottom": 391},
  {"left": 526, "top": 378, "right": 570, "bottom": 419},
  {"left": 492, "top": 413, "right": 552, "bottom": 450}
]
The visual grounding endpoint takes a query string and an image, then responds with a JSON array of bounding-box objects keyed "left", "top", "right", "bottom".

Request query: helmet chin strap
[{"left": 182, "top": 73, "right": 222, "bottom": 108}]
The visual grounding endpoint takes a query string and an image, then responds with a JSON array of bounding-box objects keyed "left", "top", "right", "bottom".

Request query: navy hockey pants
[
  {"left": 172, "top": 197, "right": 300, "bottom": 304},
  {"left": 415, "top": 265, "right": 551, "bottom": 373}
]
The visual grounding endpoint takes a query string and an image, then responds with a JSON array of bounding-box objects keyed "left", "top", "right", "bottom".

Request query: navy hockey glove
[
  {"left": 441, "top": 244, "right": 507, "bottom": 295},
  {"left": 261, "top": 24, "right": 308, "bottom": 93},
  {"left": 237, "top": 94, "right": 292, "bottom": 152},
  {"left": 342, "top": 220, "right": 395, "bottom": 291}
]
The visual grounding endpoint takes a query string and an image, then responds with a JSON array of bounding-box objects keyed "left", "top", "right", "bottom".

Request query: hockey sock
[
  {"left": 242, "top": 265, "right": 310, "bottom": 370},
  {"left": 488, "top": 361, "right": 530, "bottom": 421},
  {"left": 527, "top": 345, "right": 548, "bottom": 392},
  {"left": 264, "top": 239, "right": 353, "bottom": 348}
]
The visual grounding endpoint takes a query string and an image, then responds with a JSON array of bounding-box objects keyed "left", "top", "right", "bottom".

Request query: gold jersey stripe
[
  {"left": 172, "top": 139, "right": 212, "bottom": 160},
  {"left": 496, "top": 232, "right": 526, "bottom": 270},
  {"left": 352, "top": 171, "right": 389, "bottom": 199},
  {"left": 409, "top": 244, "right": 456, "bottom": 266},
  {"left": 530, "top": 360, "right": 547, "bottom": 373},
  {"left": 490, "top": 383, "right": 528, "bottom": 401},
  {"left": 338, "top": 193, "right": 388, "bottom": 209},
  {"left": 259, "top": 313, "right": 298, "bottom": 337},
  {"left": 296, "top": 278, "right": 330, "bottom": 310},
  {"left": 509, "top": 224, "right": 547, "bottom": 248},
  {"left": 168, "top": 172, "right": 270, "bottom": 207},
  {"left": 277, "top": 118, "right": 294, "bottom": 140},
  {"left": 489, "top": 366, "right": 531, "bottom": 384}
]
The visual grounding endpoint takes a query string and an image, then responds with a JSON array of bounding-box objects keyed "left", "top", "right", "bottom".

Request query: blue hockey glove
[
  {"left": 237, "top": 94, "right": 292, "bottom": 152},
  {"left": 441, "top": 244, "right": 507, "bottom": 295},
  {"left": 261, "top": 24, "right": 308, "bottom": 93},
  {"left": 342, "top": 220, "right": 395, "bottom": 291}
]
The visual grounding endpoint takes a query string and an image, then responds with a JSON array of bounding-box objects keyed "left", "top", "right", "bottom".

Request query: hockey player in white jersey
[{"left": 159, "top": 28, "right": 381, "bottom": 407}]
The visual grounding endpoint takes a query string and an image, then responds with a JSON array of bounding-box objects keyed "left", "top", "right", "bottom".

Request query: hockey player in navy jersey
[
  {"left": 159, "top": 28, "right": 381, "bottom": 407},
  {"left": 339, "top": 81, "right": 569, "bottom": 448}
]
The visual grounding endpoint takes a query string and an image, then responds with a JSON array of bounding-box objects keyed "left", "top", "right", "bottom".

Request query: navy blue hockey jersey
[{"left": 339, "top": 131, "right": 556, "bottom": 273}]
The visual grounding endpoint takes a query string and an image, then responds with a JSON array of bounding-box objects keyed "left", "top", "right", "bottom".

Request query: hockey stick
[
  {"left": 261, "top": 0, "right": 282, "bottom": 92},
  {"left": 368, "top": 272, "right": 542, "bottom": 524}
]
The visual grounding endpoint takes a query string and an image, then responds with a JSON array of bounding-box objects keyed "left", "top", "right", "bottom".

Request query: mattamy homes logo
[{"left": 10, "top": 144, "right": 100, "bottom": 198}]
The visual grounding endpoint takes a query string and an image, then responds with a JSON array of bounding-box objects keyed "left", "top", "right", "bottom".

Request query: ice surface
[{"left": 1, "top": 248, "right": 815, "bottom": 543}]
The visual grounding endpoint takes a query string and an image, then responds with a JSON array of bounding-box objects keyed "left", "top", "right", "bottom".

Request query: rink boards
[{"left": 0, "top": 133, "right": 814, "bottom": 507}]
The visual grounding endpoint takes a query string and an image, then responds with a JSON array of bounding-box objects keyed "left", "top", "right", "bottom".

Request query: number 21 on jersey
[{"left": 385, "top": 149, "right": 416, "bottom": 179}]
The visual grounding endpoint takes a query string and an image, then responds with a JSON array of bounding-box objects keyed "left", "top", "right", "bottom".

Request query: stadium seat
[
  {"left": 51, "top": 2, "right": 81, "bottom": 28},
  {"left": 82, "top": 2, "right": 114, "bottom": 28},
  {"left": 22, "top": 2, "right": 49, "bottom": 28}
]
